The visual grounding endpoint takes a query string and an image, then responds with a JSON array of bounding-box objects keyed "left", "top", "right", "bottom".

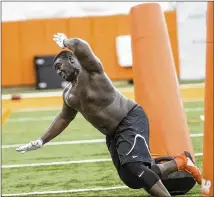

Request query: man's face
[{"left": 54, "top": 55, "right": 80, "bottom": 82}]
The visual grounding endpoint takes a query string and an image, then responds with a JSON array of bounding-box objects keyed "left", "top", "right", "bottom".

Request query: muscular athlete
[{"left": 16, "top": 33, "right": 202, "bottom": 197}]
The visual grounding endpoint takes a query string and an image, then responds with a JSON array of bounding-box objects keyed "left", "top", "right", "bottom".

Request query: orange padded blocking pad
[
  {"left": 164, "top": 11, "right": 180, "bottom": 78},
  {"left": 130, "top": 3, "right": 194, "bottom": 158},
  {"left": 202, "top": 2, "right": 213, "bottom": 196}
]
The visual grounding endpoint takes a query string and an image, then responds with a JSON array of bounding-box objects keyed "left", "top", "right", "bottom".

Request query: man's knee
[{"left": 119, "top": 162, "right": 160, "bottom": 190}]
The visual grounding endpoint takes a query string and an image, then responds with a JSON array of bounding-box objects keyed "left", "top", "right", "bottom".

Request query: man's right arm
[
  {"left": 16, "top": 102, "right": 77, "bottom": 153},
  {"left": 40, "top": 105, "right": 77, "bottom": 145},
  {"left": 53, "top": 33, "right": 103, "bottom": 73}
]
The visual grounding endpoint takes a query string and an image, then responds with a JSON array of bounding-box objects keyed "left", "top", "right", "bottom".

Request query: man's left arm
[{"left": 53, "top": 33, "right": 103, "bottom": 73}]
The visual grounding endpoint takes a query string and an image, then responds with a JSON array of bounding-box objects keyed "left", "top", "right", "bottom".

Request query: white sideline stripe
[
  {"left": 2, "top": 153, "right": 203, "bottom": 169},
  {"left": 14, "top": 107, "right": 204, "bottom": 113},
  {"left": 0, "top": 186, "right": 204, "bottom": 197},
  {"left": 184, "top": 99, "right": 204, "bottom": 102},
  {"left": 200, "top": 115, "right": 204, "bottom": 121},
  {"left": 195, "top": 153, "right": 203, "bottom": 156},
  {"left": 8, "top": 108, "right": 204, "bottom": 123},
  {"left": 2, "top": 158, "right": 112, "bottom": 169},
  {"left": 2, "top": 139, "right": 105, "bottom": 148},
  {"left": 120, "top": 83, "right": 204, "bottom": 90},
  {"left": 1, "top": 185, "right": 128, "bottom": 196},
  {"left": 185, "top": 107, "right": 203, "bottom": 112},
  {"left": 8, "top": 116, "right": 56, "bottom": 122},
  {"left": 2, "top": 91, "right": 62, "bottom": 100},
  {"left": 2, "top": 134, "right": 202, "bottom": 149},
  {"left": 13, "top": 100, "right": 203, "bottom": 113},
  {"left": 190, "top": 133, "right": 203, "bottom": 137},
  {"left": 2, "top": 83, "right": 205, "bottom": 100},
  {"left": 180, "top": 83, "right": 204, "bottom": 88},
  {"left": 15, "top": 107, "right": 61, "bottom": 112}
]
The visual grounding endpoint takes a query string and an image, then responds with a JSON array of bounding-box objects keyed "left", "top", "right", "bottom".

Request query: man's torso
[{"left": 63, "top": 69, "right": 136, "bottom": 135}]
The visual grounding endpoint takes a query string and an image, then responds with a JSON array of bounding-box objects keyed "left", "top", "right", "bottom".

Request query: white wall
[
  {"left": 2, "top": 2, "right": 207, "bottom": 80},
  {"left": 176, "top": 2, "right": 207, "bottom": 80},
  {"left": 2, "top": 2, "right": 171, "bottom": 21}
]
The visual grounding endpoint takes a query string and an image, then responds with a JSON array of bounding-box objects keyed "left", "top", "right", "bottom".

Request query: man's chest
[{"left": 63, "top": 82, "right": 114, "bottom": 113}]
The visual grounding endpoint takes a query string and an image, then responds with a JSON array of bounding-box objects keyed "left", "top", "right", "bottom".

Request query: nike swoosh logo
[
  {"left": 132, "top": 155, "right": 138, "bottom": 158},
  {"left": 138, "top": 171, "right": 145, "bottom": 177},
  {"left": 126, "top": 134, "right": 151, "bottom": 156}
]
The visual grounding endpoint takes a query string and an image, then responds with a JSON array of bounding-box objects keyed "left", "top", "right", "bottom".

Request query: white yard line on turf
[
  {"left": 2, "top": 91, "right": 62, "bottom": 99},
  {"left": 183, "top": 99, "right": 204, "bottom": 102},
  {"left": 185, "top": 107, "right": 203, "bottom": 112},
  {"left": 180, "top": 83, "right": 205, "bottom": 88},
  {"left": 14, "top": 107, "right": 204, "bottom": 113},
  {"left": 190, "top": 133, "right": 203, "bottom": 137},
  {"left": 195, "top": 153, "right": 203, "bottom": 157},
  {"left": 8, "top": 116, "right": 56, "bottom": 122},
  {"left": 1, "top": 185, "right": 203, "bottom": 197},
  {"left": 2, "top": 153, "right": 203, "bottom": 169},
  {"left": 2, "top": 134, "right": 203, "bottom": 149},
  {"left": 2, "top": 139, "right": 106, "bottom": 148},
  {"left": 8, "top": 108, "right": 204, "bottom": 123},
  {"left": 1, "top": 185, "right": 128, "bottom": 196},
  {"left": 2, "top": 83, "right": 205, "bottom": 100},
  {"left": 2, "top": 158, "right": 112, "bottom": 169},
  {"left": 15, "top": 107, "right": 61, "bottom": 112},
  {"left": 200, "top": 115, "right": 204, "bottom": 121}
]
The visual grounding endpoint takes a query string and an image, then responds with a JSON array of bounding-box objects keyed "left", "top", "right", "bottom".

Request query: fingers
[
  {"left": 53, "top": 38, "right": 58, "bottom": 42},
  {"left": 16, "top": 140, "right": 43, "bottom": 153},
  {"left": 53, "top": 33, "right": 67, "bottom": 40},
  {"left": 53, "top": 33, "right": 65, "bottom": 38},
  {"left": 16, "top": 141, "right": 33, "bottom": 153},
  {"left": 56, "top": 33, "right": 65, "bottom": 36},
  {"left": 16, "top": 145, "right": 29, "bottom": 153},
  {"left": 53, "top": 33, "right": 67, "bottom": 49},
  {"left": 53, "top": 35, "right": 60, "bottom": 41}
]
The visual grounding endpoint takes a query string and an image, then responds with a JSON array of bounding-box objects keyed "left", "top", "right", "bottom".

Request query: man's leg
[
  {"left": 148, "top": 180, "right": 171, "bottom": 197},
  {"left": 151, "top": 151, "right": 202, "bottom": 185},
  {"left": 122, "top": 162, "right": 171, "bottom": 197}
]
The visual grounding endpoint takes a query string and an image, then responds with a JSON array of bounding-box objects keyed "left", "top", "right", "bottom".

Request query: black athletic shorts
[{"left": 106, "top": 104, "right": 152, "bottom": 171}]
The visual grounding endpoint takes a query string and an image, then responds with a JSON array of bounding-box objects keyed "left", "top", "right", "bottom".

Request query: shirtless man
[{"left": 16, "top": 33, "right": 202, "bottom": 197}]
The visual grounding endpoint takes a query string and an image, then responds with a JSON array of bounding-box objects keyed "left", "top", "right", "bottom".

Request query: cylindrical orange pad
[
  {"left": 202, "top": 2, "right": 213, "bottom": 196},
  {"left": 130, "top": 3, "right": 194, "bottom": 158}
]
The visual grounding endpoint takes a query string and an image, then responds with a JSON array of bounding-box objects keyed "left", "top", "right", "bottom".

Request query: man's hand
[
  {"left": 16, "top": 139, "right": 43, "bottom": 153},
  {"left": 53, "top": 33, "right": 67, "bottom": 49}
]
